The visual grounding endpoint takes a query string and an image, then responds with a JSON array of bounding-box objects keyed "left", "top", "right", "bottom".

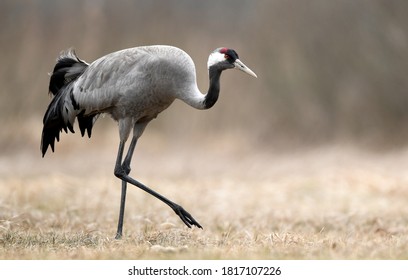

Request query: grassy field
[{"left": 1, "top": 130, "right": 408, "bottom": 259}]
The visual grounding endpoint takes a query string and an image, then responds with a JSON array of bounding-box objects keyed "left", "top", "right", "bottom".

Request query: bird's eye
[{"left": 224, "top": 54, "right": 230, "bottom": 59}]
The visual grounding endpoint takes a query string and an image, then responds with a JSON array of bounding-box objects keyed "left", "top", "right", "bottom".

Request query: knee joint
[{"left": 114, "top": 165, "right": 131, "bottom": 178}]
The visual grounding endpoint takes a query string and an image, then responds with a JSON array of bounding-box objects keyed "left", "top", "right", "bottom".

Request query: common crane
[{"left": 41, "top": 45, "right": 257, "bottom": 239}]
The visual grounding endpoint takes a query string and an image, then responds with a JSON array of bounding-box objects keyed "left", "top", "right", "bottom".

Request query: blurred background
[{"left": 1, "top": 0, "right": 408, "bottom": 155}]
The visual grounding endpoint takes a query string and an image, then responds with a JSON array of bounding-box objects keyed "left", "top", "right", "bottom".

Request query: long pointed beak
[{"left": 234, "top": 59, "right": 257, "bottom": 78}]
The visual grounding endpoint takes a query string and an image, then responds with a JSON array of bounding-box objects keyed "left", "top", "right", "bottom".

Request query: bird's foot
[
  {"left": 173, "top": 204, "right": 203, "bottom": 229},
  {"left": 115, "top": 232, "right": 123, "bottom": 240}
]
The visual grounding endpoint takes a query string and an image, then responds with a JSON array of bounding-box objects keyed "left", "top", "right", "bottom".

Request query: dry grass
[{"left": 1, "top": 134, "right": 408, "bottom": 259}]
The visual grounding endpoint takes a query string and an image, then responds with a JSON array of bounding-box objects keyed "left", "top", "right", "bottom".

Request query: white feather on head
[{"left": 207, "top": 48, "right": 228, "bottom": 69}]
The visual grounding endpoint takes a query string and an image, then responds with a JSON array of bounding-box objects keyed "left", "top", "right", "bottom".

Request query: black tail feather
[
  {"left": 41, "top": 122, "right": 60, "bottom": 156},
  {"left": 78, "top": 111, "right": 98, "bottom": 138},
  {"left": 41, "top": 88, "right": 72, "bottom": 157},
  {"left": 41, "top": 49, "right": 89, "bottom": 157},
  {"left": 48, "top": 49, "right": 87, "bottom": 96}
]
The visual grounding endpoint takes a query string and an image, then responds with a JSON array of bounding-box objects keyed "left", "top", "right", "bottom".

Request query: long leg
[
  {"left": 115, "top": 182, "right": 127, "bottom": 239},
  {"left": 115, "top": 166, "right": 203, "bottom": 230},
  {"left": 113, "top": 124, "right": 202, "bottom": 239},
  {"left": 114, "top": 139, "right": 127, "bottom": 239},
  {"left": 115, "top": 135, "right": 139, "bottom": 239},
  {"left": 115, "top": 122, "right": 145, "bottom": 239}
]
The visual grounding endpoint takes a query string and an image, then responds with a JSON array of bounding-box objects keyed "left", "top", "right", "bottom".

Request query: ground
[{"left": 1, "top": 131, "right": 408, "bottom": 259}]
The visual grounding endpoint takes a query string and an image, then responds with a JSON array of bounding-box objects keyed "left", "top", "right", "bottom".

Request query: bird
[{"left": 41, "top": 45, "right": 257, "bottom": 239}]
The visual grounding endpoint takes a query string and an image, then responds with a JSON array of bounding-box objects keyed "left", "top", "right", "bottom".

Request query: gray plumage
[{"left": 41, "top": 45, "right": 257, "bottom": 239}]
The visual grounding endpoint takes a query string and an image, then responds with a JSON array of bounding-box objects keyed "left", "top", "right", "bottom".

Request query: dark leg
[
  {"left": 115, "top": 136, "right": 139, "bottom": 239},
  {"left": 113, "top": 126, "right": 202, "bottom": 237},
  {"left": 115, "top": 182, "right": 127, "bottom": 239},
  {"left": 114, "top": 140, "right": 126, "bottom": 239},
  {"left": 115, "top": 170, "right": 203, "bottom": 230}
]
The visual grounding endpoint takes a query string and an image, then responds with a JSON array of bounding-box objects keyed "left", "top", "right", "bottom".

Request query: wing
[
  {"left": 73, "top": 45, "right": 198, "bottom": 117},
  {"left": 72, "top": 48, "right": 153, "bottom": 115}
]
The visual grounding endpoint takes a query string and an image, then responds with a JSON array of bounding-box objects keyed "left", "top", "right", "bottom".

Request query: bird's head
[{"left": 207, "top": 47, "right": 257, "bottom": 78}]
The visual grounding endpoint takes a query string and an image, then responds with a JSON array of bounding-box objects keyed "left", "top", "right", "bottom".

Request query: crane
[{"left": 41, "top": 45, "right": 257, "bottom": 239}]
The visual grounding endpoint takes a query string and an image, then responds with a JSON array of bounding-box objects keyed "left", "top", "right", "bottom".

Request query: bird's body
[
  {"left": 41, "top": 45, "right": 256, "bottom": 239},
  {"left": 77, "top": 46, "right": 202, "bottom": 116},
  {"left": 44, "top": 46, "right": 206, "bottom": 148}
]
